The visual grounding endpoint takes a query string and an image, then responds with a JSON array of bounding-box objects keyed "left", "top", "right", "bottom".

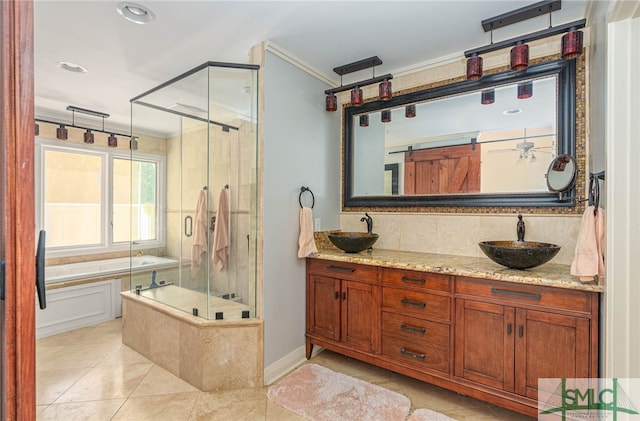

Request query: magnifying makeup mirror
[{"left": 546, "top": 154, "right": 577, "bottom": 194}]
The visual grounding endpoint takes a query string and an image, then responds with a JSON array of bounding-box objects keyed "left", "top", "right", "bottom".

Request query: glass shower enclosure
[{"left": 128, "top": 62, "right": 259, "bottom": 320}]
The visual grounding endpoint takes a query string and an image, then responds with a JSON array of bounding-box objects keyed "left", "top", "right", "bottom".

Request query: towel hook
[{"left": 299, "top": 186, "right": 315, "bottom": 209}]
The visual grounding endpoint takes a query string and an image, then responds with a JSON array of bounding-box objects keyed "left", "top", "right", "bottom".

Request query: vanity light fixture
[
  {"left": 84, "top": 129, "right": 94, "bottom": 144},
  {"left": 517, "top": 81, "right": 533, "bottom": 99},
  {"left": 351, "top": 86, "right": 363, "bottom": 106},
  {"left": 379, "top": 79, "right": 392, "bottom": 101},
  {"left": 326, "top": 93, "right": 337, "bottom": 112},
  {"left": 116, "top": 2, "right": 156, "bottom": 24},
  {"left": 381, "top": 110, "right": 392, "bottom": 123},
  {"left": 324, "top": 56, "right": 393, "bottom": 112},
  {"left": 481, "top": 89, "right": 495, "bottom": 105},
  {"left": 56, "top": 124, "right": 68, "bottom": 140},
  {"left": 359, "top": 115, "right": 369, "bottom": 127},
  {"left": 405, "top": 104, "right": 416, "bottom": 118},
  {"left": 108, "top": 134, "right": 118, "bottom": 147},
  {"left": 463, "top": 1, "right": 585, "bottom": 76},
  {"left": 35, "top": 123, "right": 39, "bottom": 136},
  {"left": 466, "top": 54, "right": 483, "bottom": 80}
]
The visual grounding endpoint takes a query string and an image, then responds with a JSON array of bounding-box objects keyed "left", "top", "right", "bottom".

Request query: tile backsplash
[{"left": 339, "top": 212, "right": 581, "bottom": 266}]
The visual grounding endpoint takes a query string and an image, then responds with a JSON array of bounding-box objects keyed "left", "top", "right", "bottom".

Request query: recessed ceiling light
[
  {"left": 503, "top": 108, "right": 522, "bottom": 115},
  {"left": 57, "top": 61, "right": 88, "bottom": 73},
  {"left": 116, "top": 2, "right": 155, "bottom": 24}
]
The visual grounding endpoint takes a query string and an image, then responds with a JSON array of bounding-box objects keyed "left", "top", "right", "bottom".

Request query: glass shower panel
[{"left": 129, "top": 62, "right": 258, "bottom": 320}]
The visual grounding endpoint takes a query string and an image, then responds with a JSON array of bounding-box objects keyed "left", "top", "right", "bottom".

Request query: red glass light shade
[
  {"left": 359, "top": 115, "right": 369, "bottom": 127},
  {"left": 405, "top": 104, "right": 416, "bottom": 118},
  {"left": 466, "top": 55, "right": 483, "bottom": 80},
  {"left": 381, "top": 110, "right": 392, "bottom": 123},
  {"left": 351, "top": 87, "right": 363, "bottom": 106},
  {"left": 379, "top": 79, "right": 392, "bottom": 100},
  {"left": 325, "top": 93, "right": 337, "bottom": 112},
  {"left": 83, "top": 129, "right": 94, "bottom": 144},
  {"left": 56, "top": 125, "right": 68, "bottom": 140},
  {"left": 517, "top": 82, "right": 533, "bottom": 99},
  {"left": 562, "top": 30, "right": 583, "bottom": 59},
  {"left": 481, "top": 89, "right": 495, "bottom": 105},
  {"left": 108, "top": 134, "right": 118, "bottom": 147},
  {"left": 510, "top": 43, "right": 529, "bottom": 71}
]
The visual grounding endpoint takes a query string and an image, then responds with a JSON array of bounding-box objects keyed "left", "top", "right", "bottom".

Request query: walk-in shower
[{"left": 121, "top": 61, "right": 262, "bottom": 391}]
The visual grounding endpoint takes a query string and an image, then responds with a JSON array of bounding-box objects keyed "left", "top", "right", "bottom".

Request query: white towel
[
  {"left": 212, "top": 188, "right": 230, "bottom": 271},
  {"left": 298, "top": 207, "right": 317, "bottom": 258},
  {"left": 190, "top": 190, "right": 208, "bottom": 278},
  {"left": 570, "top": 206, "right": 605, "bottom": 282}
]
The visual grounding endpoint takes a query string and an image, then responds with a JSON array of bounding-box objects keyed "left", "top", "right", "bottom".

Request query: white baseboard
[{"left": 264, "top": 345, "right": 324, "bottom": 385}]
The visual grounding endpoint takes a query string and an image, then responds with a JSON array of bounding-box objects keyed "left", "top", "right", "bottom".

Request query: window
[{"left": 36, "top": 140, "right": 165, "bottom": 257}]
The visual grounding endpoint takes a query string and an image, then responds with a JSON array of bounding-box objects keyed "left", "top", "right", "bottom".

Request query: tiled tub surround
[
  {"left": 121, "top": 291, "right": 264, "bottom": 392},
  {"left": 339, "top": 213, "right": 584, "bottom": 267},
  {"left": 312, "top": 247, "right": 603, "bottom": 293}
]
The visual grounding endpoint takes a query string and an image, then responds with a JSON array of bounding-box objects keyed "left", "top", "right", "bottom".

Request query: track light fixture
[
  {"left": 324, "top": 56, "right": 393, "bottom": 111},
  {"left": 463, "top": 1, "right": 585, "bottom": 79},
  {"left": 84, "top": 129, "right": 94, "bottom": 144},
  {"left": 56, "top": 124, "right": 68, "bottom": 140}
]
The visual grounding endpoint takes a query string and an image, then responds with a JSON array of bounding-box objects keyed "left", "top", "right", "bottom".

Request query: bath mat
[
  {"left": 267, "top": 363, "right": 411, "bottom": 421},
  {"left": 407, "top": 408, "right": 458, "bottom": 421}
]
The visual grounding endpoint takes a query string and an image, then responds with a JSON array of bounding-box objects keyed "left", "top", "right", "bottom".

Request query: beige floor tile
[
  {"left": 37, "top": 399, "right": 125, "bottom": 421},
  {"left": 36, "top": 328, "right": 90, "bottom": 347},
  {"left": 307, "top": 350, "right": 404, "bottom": 385},
  {"left": 266, "top": 399, "right": 306, "bottom": 421},
  {"left": 443, "top": 406, "right": 534, "bottom": 420},
  {"left": 54, "top": 363, "right": 153, "bottom": 403},
  {"left": 112, "top": 392, "right": 199, "bottom": 421},
  {"left": 36, "top": 367, "right": 91, "bottom": 405},
  {"left": 130, "top": 364, "right": 199, "bottom": 397},
  {"left": 36, "top": 405, "right": 49, "bottom": 415},
  {"left": 96, "top": 344, "right": 152, "bottom": 367},
  {"left": 36, "top": 346, "right": 64, "bottom": 365},
  {"left": 37, "top": 342, "right": 120, "bottom": 370},
  {"left": 189, "top": 388, "right": 267, "bottom": 421}
]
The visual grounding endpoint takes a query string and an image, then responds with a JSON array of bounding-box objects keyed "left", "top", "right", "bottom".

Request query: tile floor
[{"left": 36, "top": 319, "right": 535, "bottom": 420}]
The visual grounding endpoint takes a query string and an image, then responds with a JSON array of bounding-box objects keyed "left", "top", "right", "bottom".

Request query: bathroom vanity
[{"left": 305, "top": 248, "right": 602, "bottom": 417}]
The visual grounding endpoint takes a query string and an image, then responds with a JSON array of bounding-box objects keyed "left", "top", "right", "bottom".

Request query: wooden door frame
[{"left": 1, "top": 1, "right": 36, "bottom": 419}]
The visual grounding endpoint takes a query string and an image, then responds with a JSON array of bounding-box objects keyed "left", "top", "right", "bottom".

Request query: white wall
[
  {"left": 262, "top": 51, "right": 340, "bottom": 367},
  {"left": 605, "top": 13, "right": 640, "bottom": 379}
]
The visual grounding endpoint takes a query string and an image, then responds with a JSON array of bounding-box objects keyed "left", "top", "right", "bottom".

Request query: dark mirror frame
[{"left": 343, "top": 59, "right": 577, "bottom": 208}]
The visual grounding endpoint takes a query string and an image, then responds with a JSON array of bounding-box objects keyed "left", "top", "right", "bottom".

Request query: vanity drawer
[
  {"left": 306, "top": 259, "right": 379, "bottom": 284},
  {"left": 382, "top": 268, "right": 450, "bottom": 292},
  {"left": 382, "top": 311, "right": 449, "bottom": 349},
  {"left": 454, "top": 277, "right": 593, "bottom": 313},
  {"left": 383, "top": 288, "right": 451, "bottom": 321},
  {"left": 382, "top": 334, "right": 449, "bottom": 374}
]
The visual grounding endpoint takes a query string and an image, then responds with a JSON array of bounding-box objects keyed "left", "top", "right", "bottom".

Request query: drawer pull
[
  {"left": 518, "top": 325, "right": 524, "bottom": 338},
  {"left": 327, "top": 265, "right": 355, "bottom": 274},
  {"left": 401, "top": 298, "right": 426, "bottom": 308},
  {"left": 491, "top": 288, "right": 541, "bottom": 300},
  {"left": 507, "top": 323, "right": 512, "bottom": 335},
  {"left": 401, "top": 276, "right": 426, "bottom": 284},
  {"left": 400, "top": 348, "right": 426, "bottom": 360},
  {"left": 400, "top": 324, "right": 426, "bottom": 334},
  {"left": 334, "top": 291, "right": 339, "bottom": 300}
]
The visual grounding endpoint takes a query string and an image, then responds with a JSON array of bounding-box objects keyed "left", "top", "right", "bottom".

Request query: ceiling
[{"left": 34, "top": 0, "right": 589, "bottom": 136}]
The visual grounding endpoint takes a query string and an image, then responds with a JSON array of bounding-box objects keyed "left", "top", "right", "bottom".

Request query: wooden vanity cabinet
[
  {"left": 454, "top": 276, "right": 598, "bottom": 405},
  {"left": 305, "top": 258, "right": 599, "bottom": 418},
  {"left": 305, "top": 259, "right": 380, "bottom": 359}
]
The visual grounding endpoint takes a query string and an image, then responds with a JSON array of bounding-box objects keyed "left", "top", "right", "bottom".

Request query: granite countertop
[{"left": 310, "top": 248, "right": 604, "bottom": 293}]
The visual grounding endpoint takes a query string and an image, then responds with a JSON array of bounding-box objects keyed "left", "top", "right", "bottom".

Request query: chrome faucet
[
  {"left": 516, "top": 214, "right": 525, "bottom": 242},
  {"left": 360, "top": 212, "right": 373, "bottom": 234}
]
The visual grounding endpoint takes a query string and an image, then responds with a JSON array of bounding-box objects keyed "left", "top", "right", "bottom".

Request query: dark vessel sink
[
  {"left": 328, "top": 231, "right": 379, "bottom": 253},
  {"left": 478, "top": 240, "right": 561, "bottom": 270}
]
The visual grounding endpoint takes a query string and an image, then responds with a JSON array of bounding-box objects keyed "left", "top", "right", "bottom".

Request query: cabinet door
[
  {"left": 515, "top": 308, "right": 591, "bottom": 399},
  {"left": 307, "top": 274, "right": 341, "bottom": 341},
  {"left": 341, "top": 280, "right": 380, "bottom": 353},
  {"left": 455, "top": 300, "right": 515, "bottom": 392}
]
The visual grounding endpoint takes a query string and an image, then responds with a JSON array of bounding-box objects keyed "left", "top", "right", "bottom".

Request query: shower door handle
[
  {"left": 35, "top": 230, "right": 46, "bottom": 309},
  {"left": 185, "top": 216, "right": 193, "bottom": 237}
]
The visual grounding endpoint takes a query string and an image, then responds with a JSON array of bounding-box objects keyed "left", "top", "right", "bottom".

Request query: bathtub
[
  {"left": 45, "top": 255, "right": 178, "bottom": 285},
  {"left": 37, "top": 255, "right": 178, "bottom": 338}
]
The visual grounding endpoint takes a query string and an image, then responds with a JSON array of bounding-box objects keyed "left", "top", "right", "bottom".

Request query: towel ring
[{"left": 299, "top": 186, "right": 315, "bottom": 209}]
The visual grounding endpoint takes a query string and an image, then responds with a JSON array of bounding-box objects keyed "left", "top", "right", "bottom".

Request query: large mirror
[{"left": 344, "top": 59, "right": 577, "bottom": 208}]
